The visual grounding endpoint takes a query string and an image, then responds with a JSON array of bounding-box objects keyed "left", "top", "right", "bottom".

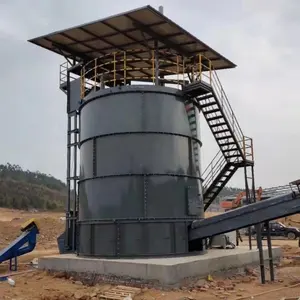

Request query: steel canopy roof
[{"left": 28, "top": 5, "right": 236, "bottom": 70}]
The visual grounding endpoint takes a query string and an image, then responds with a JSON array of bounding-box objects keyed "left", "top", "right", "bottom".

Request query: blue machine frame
[{"left": 0, "top": 219, "right": 39, "bottom": 272}]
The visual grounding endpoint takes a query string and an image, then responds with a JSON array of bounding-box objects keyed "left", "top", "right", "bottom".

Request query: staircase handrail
[
  {"left": 202, "top": 144, "right": 243, "bottom": 191},
  {"left": 202, "top": 150, "right": 226, "bottom": 191},
  {"left": 210, "top": 69, "right": 245, "bottom": 154}
]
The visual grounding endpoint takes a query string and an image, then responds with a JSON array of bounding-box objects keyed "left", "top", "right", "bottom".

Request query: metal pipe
[
  {"left": 255, "top": 223, "right": 266, "bottom": 284},
  {"left": 154, "top": 40, "right": 159, "bottom": 85},
  {"left": 72, "top": 112, "right": 78, "bottom": 251},
  {"left": 248, "top": 163, "right": 265, "bottom": 285},
  {"left": 265, "top": 221, "right": 275, "bottom": 281},
  {"left": 159, "top": 6, "right": 164, "bottom": 14},
  {"left": 65, "top": 70, "right": 71, "bottom": 252},
  {"left": 244, "top": 165, "right": 252, "bottom": 250}
]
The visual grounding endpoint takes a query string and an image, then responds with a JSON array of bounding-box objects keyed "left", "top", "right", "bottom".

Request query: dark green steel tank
[{"left": 78, "top": 85, "right": 203, "bottom": 257}]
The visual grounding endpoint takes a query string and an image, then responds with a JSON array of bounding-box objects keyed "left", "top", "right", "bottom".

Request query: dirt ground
[{"left": 2, "top": 209, "right": 300, "bottom": 300}]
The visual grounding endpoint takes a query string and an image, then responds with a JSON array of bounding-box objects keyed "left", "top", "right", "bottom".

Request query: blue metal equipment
[{"left": 0, "top": 218, "right": 39, "bottom": 271}]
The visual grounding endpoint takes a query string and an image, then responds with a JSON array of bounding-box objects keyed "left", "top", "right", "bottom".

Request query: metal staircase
[{"left": 183, "top": 65, "right": 254, "bottom": 211}]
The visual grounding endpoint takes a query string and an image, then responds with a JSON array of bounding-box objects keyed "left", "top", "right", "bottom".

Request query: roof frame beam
[
  {"left": 99, "top": 20, "right": 176, "bottom": 78},
  {"left": 66, "top": 20, "right": 166, "bottom": 46},
  {"left": 59, "top": 32, "right": 102, "bottom": 58},
  {"left": 78, "top": 27, "right": 151, "bottom": 79},
  {"left": 90, "top": 32, "right": 184, "bottom": 53},
  {"left": 101, "top": 20, "right": 152, "bottom": 53},
  {"left": 46, "top": 38, "right": 89, "bottom": 62},
  {"left": 100, "top": 20, "right": 180, "bottom": 66},
  {"left": 127, "top": 15, "right": 191, "bottom": 57}
]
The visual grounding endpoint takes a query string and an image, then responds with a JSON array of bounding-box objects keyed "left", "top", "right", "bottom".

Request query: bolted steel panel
[
  {"left": 80, "top": 86, "right": 191, "bottom": 142},
  {"left": 78, "top": 85, "right": 204, "bottom": 257},
  {"left": 79, "top": 177, "right": 144, "bottom": 220}
]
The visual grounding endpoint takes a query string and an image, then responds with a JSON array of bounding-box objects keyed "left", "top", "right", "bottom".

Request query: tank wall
[
  {"left": 78, "top": 86, "right": 203, "bottom": 257},
  {"left": 79, "top": 176, "right": 200, "bottom": 219},
  {"left": 80, "top": 134, "right": 192, "bottom": 178},
  {"left": 80, "top": 89, "right": 191, "bottom": 141}
]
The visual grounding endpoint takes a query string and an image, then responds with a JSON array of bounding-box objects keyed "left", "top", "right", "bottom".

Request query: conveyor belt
[{"left": 189, "top": 191, "right": 300, "bottom": 241}]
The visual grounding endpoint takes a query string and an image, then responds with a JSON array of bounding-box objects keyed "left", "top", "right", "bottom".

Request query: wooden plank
[
  {"left": 99, "top": 285, "right": 141, "bottom": 300},
  {"left": 115, "top": 285, "right": 141, "bottom": 292}
]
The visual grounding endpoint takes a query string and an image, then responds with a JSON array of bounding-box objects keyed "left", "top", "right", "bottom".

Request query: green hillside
[
  {"left": 0, "top": 163, "right": 66, "bottom": 211},
  {"left": 0, "top": 163, "right": 243, "bottom": 211}
]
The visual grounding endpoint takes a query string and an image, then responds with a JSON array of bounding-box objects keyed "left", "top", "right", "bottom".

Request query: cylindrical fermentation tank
[{"left": 78, "top": 85, "right": 204, "bottom": 257}]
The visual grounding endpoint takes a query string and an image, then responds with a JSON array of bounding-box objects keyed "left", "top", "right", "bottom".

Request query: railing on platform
[
  {"left": 79, "top": 50, "right": 214, "bottom": 99},
  {"left": 79, "top": 49, "right": 253, "bottom": 160},
  {"left": 59, "top": 61, "right": 80, "bottom": 88},
  {"left": 60, "top": 61, "right": 70, "bottom": 87}
]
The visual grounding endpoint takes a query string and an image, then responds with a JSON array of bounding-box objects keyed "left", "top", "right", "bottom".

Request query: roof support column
[{"left": 154, "top": 40, "right": 160, "bottom": 86}]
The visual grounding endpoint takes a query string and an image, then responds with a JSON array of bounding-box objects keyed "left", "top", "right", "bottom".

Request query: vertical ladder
[
  {"left": 61, "top": 60, "right": 81, "bottom": 253},
  {"left": 185, "top": 101, "right": 200, "bottom": 176},
  {"left": 66, "top": 111, "right": 79, "bottom": 252}
]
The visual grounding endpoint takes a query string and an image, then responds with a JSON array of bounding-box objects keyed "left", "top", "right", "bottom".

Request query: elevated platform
[{"left": 38, "top": 246, "right": 281, "bottom": 285}]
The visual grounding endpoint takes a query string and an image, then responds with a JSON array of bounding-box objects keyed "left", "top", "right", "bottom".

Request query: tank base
[{"left": 38, "top": 246, "right": 281, "bottom": 285}]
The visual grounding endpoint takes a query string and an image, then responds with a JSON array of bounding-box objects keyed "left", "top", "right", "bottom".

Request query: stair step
[
  {"left": 216, "top": 136, "right": 232, "bottom": 141},
  {"left": 219, "top": 141, "right": 236, "bottom": 146},
  {"left": 210, "top": 122, "right": 226, "bottom": 128},
  {"left": 203, "top": 108, "right": 220, "bottom": 115},
  {"left": 222, "top": 147, "right": 239, "bottom": 152},
  {"left": 197, "top": 94, "right": 214, "bottom": 102},
  {"left": 207, "top": 116, "right": 223, "bottom": 122},
  {"left": 213, "top": 129, "right": 230, "bottom": 134},
  {"left": 199, "top": 102, "right": 218, "bottom": 109},
  {"left": 225, "top": 154, "right": 240, "bottom": 158}
]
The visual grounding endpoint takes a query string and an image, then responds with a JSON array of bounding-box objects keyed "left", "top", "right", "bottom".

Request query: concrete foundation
[{"left": 38, "top": 246, "right": 281, "bottom": 285}]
